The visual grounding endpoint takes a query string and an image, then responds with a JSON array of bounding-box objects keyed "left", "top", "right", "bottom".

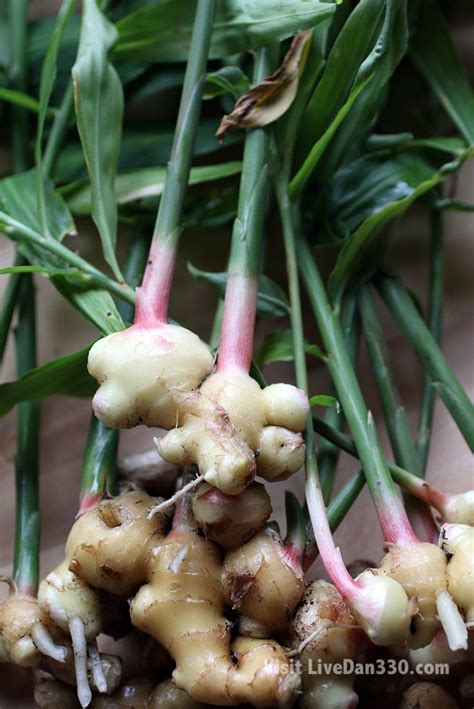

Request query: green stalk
[
  {"left": 359, "top": 284, "right": 438, "bottom": 539},
  {"left": 151, "top": 0, "right": 216, "bottom": 252},
  {"left": 13, "top": 276, "right": 40, "bottom": 595},
  {"left": 274, "top": 161, "right": 370, "bottom": 581},
  {"left": 359, "top": 285, "right": 422, "bottom": 476},
  {"left": 1, "top": 214, "right": 135, "bottom": 305},
  {"left": 319, "top": 295, "right": 360, "bottom": 503},
  {"left": 217, "top": 48, "right": 273, "bottom": 373},
  {"left": 79, "top": 230, "right": 150, "bottom": 512},
  {"left": 137, "top": 0, "right": 216, "bottom": 323},
  {"left": 9, "top": 0, "right": 41, "bottom": 597},
  {"left": 313, "top": 413, "right": 451, "bottom": 506},
  {"left": 284, "top": 491, "right": 306, "bottom": 563},
  {"left": 376, "top": 273, "right": 474, "bottom": 450},
  {"left": 8, "top": 0, "right": 29, "bottom": 173},
  {"left": 209, "top": 298, "right": 224, "bottom": 350},
  {"left": 0, "top": 253, "right": 25, "bottom": 364},
  {"left": 298, "top": 238, "right": 417, "bottom": 546},
  {"left": 78, "top": 417, "right": 119, "bottom": 514},
  {"left": 42, "top": 83, "right": 74, "bottom": 179},
  {"left": 417, "top": 209, "right": 444, "bottom": 470}
]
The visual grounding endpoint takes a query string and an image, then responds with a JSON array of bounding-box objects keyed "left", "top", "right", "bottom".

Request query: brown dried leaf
[{"left": 216, "top": 30, "right": 312, "bottom": 141}]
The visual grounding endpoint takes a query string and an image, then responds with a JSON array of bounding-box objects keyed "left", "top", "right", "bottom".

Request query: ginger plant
[
  {"left": 156, "top": 48, "right": 309, "bottom": 496},
  {"left": 88, "top": 0, "right": 217, "bottom": 430}
]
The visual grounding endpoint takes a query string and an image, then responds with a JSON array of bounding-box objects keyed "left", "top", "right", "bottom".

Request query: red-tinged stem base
[
  {"left": 135, "top": 241, "right": 176, "bottom": 327},
  {"left": 217, "top": 273, "right": 257, "bottom": 374},
  {"left": 282, "top": 541, "right": 304, "bottom": 575},
  {"left": 77, "top": 493, "right": 103, "bottom": 518}
]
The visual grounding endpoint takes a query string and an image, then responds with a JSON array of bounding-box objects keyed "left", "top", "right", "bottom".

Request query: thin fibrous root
[
  {"left": 436, "top": 590, "right": 468, "bottom": 651},
  {"left": 286, "top": 622, "right": 360, "bottom": 658},
  {"left": 31, "top": 622, "right": 67, "bottom": 663},
  {"left": 69, "top": 617, "right": 92, "bottom": 708},
  {"left": 147, "top": 474, "right": 204, "bottom": 518},
  {"left": 88, "top": 643, "right": 107, "bottom": 694},
  {"left": 168, "top": 547, "right": 188, "bottom": 573}
]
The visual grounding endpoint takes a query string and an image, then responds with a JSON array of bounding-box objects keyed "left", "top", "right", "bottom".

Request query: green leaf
[
  {"left": 28, "top": 12, "right": 80, "bottom": 93},
  {"left": 35, "top": 0, "right": 77, "bottom": 233},
  {"left": 204, "top": 66, "right": 250, "bottom": 99},
  {"left": 0, "top": 169, "right": 75, "bottom": 248},
  {"left": 297, "top": 0, "right": 386, "bottom": 156},
  {"left": 54, "top": 119, "right": 243, "bottom": 182},
  {"left": 0, "top": 346, "right": 96, "bottom": 418},
  {"left": 321, "top": 152, "right": 438, "bottom": 240},
  {"left": 291, "top": 0, "right": 408, "bottom": 193},
  {"left": 65, "top": 161, "right": 242, "bottom": 213},
  {"left": 410, "top": 0, "right": 474, "bottom": 145},
  {"left": 258, "top": 331, "right": 295, "bottom": 365},
  {"left": 116, "top": 0, "right": 336, "bottom": 62},
  {"left": 50, "top": 273, "right": 126, "bottom": 335},
  {"left": 310, "top": 394, "right": 340, "bottom": 410},
  {"left": 328, "top": 146, "right": 473, "bottom": 301},
  {"left": 184, "top": 186, "right": 238, "bottom": 229},
  {"left": 0, "top": 265, "right": 80, "bottom": 276},
  {"left": 257, "top": 329, "right": 326, "bottom": 366},
  {"left": 0, "top": 87, "right": 55, "bottom": 115},
  {"left": 187, "top": 264, "right": 290, "bottom": 318},
  {"left": 318, "top": 0, "right": 409, "bottom": 179},
  {"left": 72, "top": 0, "right": 124, "bottom": 280}
]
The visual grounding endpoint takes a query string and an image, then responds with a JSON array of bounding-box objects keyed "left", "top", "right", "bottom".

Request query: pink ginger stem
[
  {"left": 77, "top": 492, "right": 103, "bottom": 518},
  {"left": 217, "top": 272, "right": 257, "bottom": 374},
  {"left": 375, "top": 492, "right": 419, "bottom": 547},
  {"left": 134, "top": 241, "right": 176, "bottom": 327},
  {"left": 306, "top": 476, "right": 359, "bottom": 602}
]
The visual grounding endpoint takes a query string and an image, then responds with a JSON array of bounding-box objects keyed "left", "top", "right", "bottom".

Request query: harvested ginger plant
[{"left": 0, "top": 0, "right": 473, "bottom": 707}]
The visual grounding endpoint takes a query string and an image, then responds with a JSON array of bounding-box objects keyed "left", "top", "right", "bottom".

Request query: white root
[
  {"left": 30, "top": 622, "right": 67, "bottom": 663},
  {"left": 69, "top": 617, "right": 92, "bottom": 708},
  {"left": 168, "top": 547, "right": 188, "bottom": 573},
  {"left": 148, "top": 472, "right": 204, "bottom": 518},
  {"left": 436, "top": 590, "right": 468, "bottom": 651},
  {"left": 287, "top": 622, "right": 360, "bottom": 658},
  {"left": 88, "top": 643, "right": 107, "bottom": 694}
]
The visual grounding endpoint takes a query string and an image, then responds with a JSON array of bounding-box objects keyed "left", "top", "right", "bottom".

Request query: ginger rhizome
[
  {"left": 291, "top": 580, "right": 368, "bottom": 708},
  {"left": 223, "top": 526, "right": 305, "bottom": 635},
  {"left": 130, "top": 493, "right": 300, "bottom": 706},
  {"left": 305, "top": 468, "right": 416, "bottom": 646},
  {"left": 157, "top": 376, "right": 308, "bottom": 494},
  {"left": 439, "top": 524, "right": 474, "bottom": 627},
  {"left": 38, "top": 491, "right": 169, "bottom": 706},
  {"left": 0, "top": 580, "right": 67, "bottom": 668},
  {"left": 192, "top": 481, "right": 272, "bottom": 549}
]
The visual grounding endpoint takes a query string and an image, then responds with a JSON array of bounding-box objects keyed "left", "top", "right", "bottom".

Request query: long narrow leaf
[
  {"left": 116, "top": 0, "right": 336, "bottom": 62},
  {"left": 0, "top": 87, "right": 54, "bottom": 114},
  {"left": 65, "top": 161, "right": 242, "bottom": 213},
  {"left": 0, "top": 346, "right": 95, "bottom": 418},
  {"left": 291, "top": 0, "right": 408, "bottom": 194},
  {"left": 72, "top": 0, "right": 124, "bottom": 280},
  {"left": 328, "top": 147, "right": 473, "bottom": 301},
  {"left": 35, "top": 0, "right": 77, "bottom": 234},
  {"left": 410, "top": 0, "right": 474, "bottom": 145}
]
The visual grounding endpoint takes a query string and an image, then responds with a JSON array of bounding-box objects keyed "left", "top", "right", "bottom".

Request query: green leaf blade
[
  {"left": 187, "top": 264, "right": 290, "bottom": 318},
  {"left": 410, "top": 0, "right": 474, "bottom": 146},
  {"left": 116, "top": 0, "right": 336, "bottom": 62},
  {"left": 72, "top": 0, "right": 124, "bottom": 280},
  {"left": 0, "top": 347, "right": 96, "bottom": 418}
]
